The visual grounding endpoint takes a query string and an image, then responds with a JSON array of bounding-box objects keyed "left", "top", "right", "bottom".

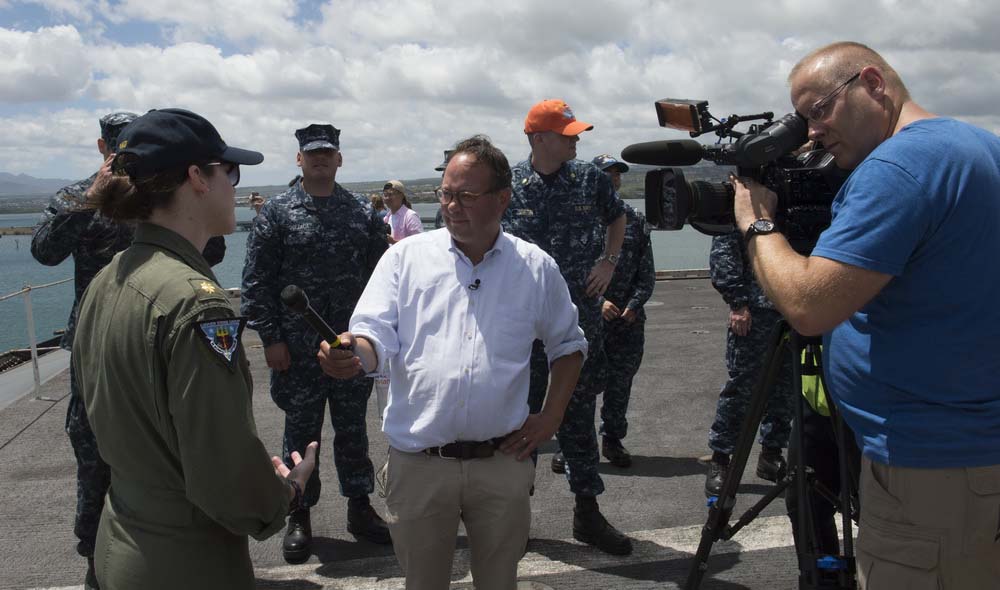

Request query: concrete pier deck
[{"left": 0, "top": 279, "right": 804, "bottom": 590}]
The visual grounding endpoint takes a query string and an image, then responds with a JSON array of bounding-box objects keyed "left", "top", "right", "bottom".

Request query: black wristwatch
[{"left": 745, "top": 218, "right": 776, "bottom": 245}]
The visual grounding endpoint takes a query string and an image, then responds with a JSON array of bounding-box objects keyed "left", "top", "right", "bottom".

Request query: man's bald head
[{"left": 789, "top": 41, "right": 909, "bottom": 101}]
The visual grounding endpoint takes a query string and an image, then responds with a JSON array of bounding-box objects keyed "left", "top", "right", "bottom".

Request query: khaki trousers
[
  {"left": 858, "top": 457, "right": 1000, "bottom": 589},
  {"left": 384, "top": 446, "right": 535, "bottom": 590}
]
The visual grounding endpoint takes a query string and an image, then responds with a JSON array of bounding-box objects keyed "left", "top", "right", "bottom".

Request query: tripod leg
[
  {"left": 684, "top": 321, "right": 790, "bottom": 590},
  {"left": 830, "top": 403, "right": 859, "bottom": 586}
]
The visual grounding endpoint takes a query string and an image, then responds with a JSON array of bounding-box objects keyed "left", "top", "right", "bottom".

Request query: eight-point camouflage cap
[
  {"left": 99, "top": 111, "right": 139, "bottom": 146},
  {"left": 592, "top": 154, "right": 629, "bottom": 173},
  {"left": 295, "top": 124, "right": 341, "bottom": 152}
]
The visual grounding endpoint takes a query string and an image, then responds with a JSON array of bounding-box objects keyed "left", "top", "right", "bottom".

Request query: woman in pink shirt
[{"left": 382, "top": 180, "right": 423, "bottom": 244}]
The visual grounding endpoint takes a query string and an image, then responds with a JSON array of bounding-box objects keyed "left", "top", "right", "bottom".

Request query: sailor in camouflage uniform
[
  {"left": 591, "top": 155, "right": 656, "bottom": 469},
  {"left": 704, "top": 229, "right": 793, "bottom": 497},
  {"left": 31, "top": 112, "right": 227, "bottom": 589},
  {"left": 30, "top": 111, "right": 136, "bottom": 590},
  {"left": 241, "top": 124, "right": 390, "bottom": 561},
  {"left": 502, "top": 99, "right": 632, "bottom": 556}
]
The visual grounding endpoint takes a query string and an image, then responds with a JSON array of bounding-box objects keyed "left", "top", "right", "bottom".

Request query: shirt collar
[
  {"left": 132, "top": 222, "right": 217, "bottom": 281},
  {"left": 444, "top": 227, "right": 509, "bottom": 265}
]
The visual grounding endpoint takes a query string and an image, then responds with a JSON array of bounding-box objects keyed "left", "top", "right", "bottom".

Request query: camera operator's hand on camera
[
  {"left": 729, "top": 306, "right": 752, "bottom": 336},
  {"left": 732, "top": 175, "right": 778, "bottom": 234},
  {"left": 602, "top": 300, "right": 621, "bottom": 321}
]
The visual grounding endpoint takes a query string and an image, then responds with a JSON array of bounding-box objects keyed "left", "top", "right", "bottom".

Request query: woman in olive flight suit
[{"left": 72, "top": 108, "right": 317, "bottom": 590}]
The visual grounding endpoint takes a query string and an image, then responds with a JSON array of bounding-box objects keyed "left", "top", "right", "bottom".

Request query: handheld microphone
[
  {"left": 468, "top": 279, "right": 481, "bottom": 290},
  {"left": 280, "top": 285, "right": 345, "bottom": 348},
  {"left": 621, "top": 140, "right": 706, "bottom": 167}
]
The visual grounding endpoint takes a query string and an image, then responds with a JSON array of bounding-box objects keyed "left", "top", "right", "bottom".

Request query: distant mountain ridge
[{"left": 0, "top": 172, "right": 75, "bottom": 197}]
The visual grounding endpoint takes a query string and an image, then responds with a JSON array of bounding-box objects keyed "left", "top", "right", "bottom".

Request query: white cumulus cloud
[
  {"left": 0, "top": 25, "right": 92, "bottom": 102},
  {"left": 0, "top": 0, "right": 998, "bottom": 185}
]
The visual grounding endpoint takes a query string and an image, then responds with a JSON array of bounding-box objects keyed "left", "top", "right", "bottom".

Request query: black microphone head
[
  {"left": 621, "top": 140, "right": 705, "bottom": 167},
  {"left": 280, "top": 284, "right": 308, "bottom": 313}
]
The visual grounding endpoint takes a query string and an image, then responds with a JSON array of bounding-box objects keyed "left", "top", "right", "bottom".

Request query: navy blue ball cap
[
  {"left": 114, "top": 108, "right": 263, "bottom": 177},
  {"left": 592, "top": 154, "right": 629, "bottom": 173}
]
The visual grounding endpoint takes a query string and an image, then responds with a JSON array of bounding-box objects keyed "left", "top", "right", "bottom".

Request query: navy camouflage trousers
[
  {"left": 66, "top": 363, "right": 110, "bottom": 558},
  {"left": 272, "top": 357, "right": 375, "bottom": 506},
  {"left": 599, "top": 317, "right": 645, "bottom": 441},
  {"left": 529, "top": 337, "right": 607, "bottom": 497},
  {"left": 708, "top": 307, "right": 793, "bottom": 455}
]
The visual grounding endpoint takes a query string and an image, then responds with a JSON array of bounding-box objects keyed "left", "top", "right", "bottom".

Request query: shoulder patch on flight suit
[
  {"left": 194, "top": 317, "right": 246, "bottom": 366},
  {"left": 188, "top": 278, "right": 228, "bottom": 302}
]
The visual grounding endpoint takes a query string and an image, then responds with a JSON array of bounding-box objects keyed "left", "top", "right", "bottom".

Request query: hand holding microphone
[
  {"left": 280, "top": 285, "right": 345, "bottom": 349},
  {"left": 281, "top": 285, "right": 364, "bottom": 379}
]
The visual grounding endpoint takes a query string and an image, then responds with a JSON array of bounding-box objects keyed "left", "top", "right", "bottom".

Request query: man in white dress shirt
[{"left": 318, "top": 134, "right": 587, "bottom": 590}]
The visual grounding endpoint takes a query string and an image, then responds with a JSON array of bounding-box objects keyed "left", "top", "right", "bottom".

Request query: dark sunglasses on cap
[{"left": 206, "top": 161, "right": 241, "bottom": 186}]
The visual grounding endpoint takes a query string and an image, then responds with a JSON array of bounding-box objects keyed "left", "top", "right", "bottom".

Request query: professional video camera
[{"left": 622, "top": 99, "right": 849, "bottom": 253}]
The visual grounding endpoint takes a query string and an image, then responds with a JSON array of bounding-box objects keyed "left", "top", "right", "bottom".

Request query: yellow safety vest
[{"left": 800, "top": 345, "right": 830, "bottom": 416}]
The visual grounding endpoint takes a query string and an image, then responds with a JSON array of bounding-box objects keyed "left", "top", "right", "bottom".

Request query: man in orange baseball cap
[
  {"left": 502, "top": 99, "right": 631, "bottom": 556},
  {"left": 524, "top": 99, "right": 595, "bottom": 135}
]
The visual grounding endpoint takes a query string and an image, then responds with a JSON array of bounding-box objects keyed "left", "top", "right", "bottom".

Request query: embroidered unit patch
[{"left": 194, "top": 317, "right": 246, "bottom": 365}]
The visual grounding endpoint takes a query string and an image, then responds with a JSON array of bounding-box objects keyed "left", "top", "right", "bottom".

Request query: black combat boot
[
  {"left": 705, "top": 452, "right": 730, "bottom": 497},
  {"left": 572, "top": 496, "right": 633, "bottom": 555},
  {"left": 601, "top": 436, "right": 632, "bottom": 468},
  {"left": 85, "top": 557, "right": 100, "bottom": 590},
  {"left": 550, "top": 449, "right": 566, "bottom": 474},
  {"left": 347, "top": 496, "right": 392, "bottom": 545},
  {"left": 283, "top": 507, "right": 312, "bottom": 563},
  {"left": 756, "top": 446, "right": 788, "bottom": 482}
]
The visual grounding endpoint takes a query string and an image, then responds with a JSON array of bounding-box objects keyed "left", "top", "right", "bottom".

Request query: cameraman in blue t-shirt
[{"left": 732, "top": 41, "right": 1000, "bottom": 589}]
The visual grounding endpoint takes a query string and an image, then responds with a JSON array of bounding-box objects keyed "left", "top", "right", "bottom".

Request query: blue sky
[{"left": 1, "top": 0, "right": 998, "bottom": 187}]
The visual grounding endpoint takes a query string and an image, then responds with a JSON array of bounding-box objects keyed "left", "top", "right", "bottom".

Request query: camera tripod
[{"left": 684, "top": 320, "right": 859, "bottom": 590}]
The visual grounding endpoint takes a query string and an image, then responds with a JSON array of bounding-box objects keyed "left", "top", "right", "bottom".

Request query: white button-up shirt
[{"left": 350, "top": 228, "right": 588, "bottom": 452}]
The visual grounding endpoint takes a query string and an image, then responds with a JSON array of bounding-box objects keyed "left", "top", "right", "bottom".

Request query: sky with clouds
[{"left": 1, "top": 0, "right": 998, "bottom": 186}]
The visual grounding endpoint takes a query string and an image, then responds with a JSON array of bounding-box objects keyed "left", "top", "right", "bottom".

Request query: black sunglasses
[{"left": 206, "top": 162, "right": 241, "bottom": 187}]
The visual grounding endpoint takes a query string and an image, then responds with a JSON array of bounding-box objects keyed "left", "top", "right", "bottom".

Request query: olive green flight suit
[{"left": 73, "top": 223, "right": 290, "bottom": 590}]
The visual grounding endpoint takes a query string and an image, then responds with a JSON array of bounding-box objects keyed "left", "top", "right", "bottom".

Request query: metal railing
[{"left": 0, "top": 277, "right": 72, "bottom": 396}]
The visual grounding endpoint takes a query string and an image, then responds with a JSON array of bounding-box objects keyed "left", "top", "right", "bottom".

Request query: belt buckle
[{"left": 437, "top": 445, "right": 458, "bottom": 460}]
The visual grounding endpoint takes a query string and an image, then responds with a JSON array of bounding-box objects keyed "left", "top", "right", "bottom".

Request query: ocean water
[{"left": 0, "top": 200, "right": 711, "bottom": 353}]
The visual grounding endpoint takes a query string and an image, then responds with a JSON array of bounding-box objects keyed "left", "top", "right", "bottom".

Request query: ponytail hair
[{"left": 92, "top": 154, "right": 211, "bottom": 221}]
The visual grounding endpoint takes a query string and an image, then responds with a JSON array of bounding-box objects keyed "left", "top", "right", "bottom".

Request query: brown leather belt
[{"left": 422, "top": 437, "right": 506, "bottom": 460}]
